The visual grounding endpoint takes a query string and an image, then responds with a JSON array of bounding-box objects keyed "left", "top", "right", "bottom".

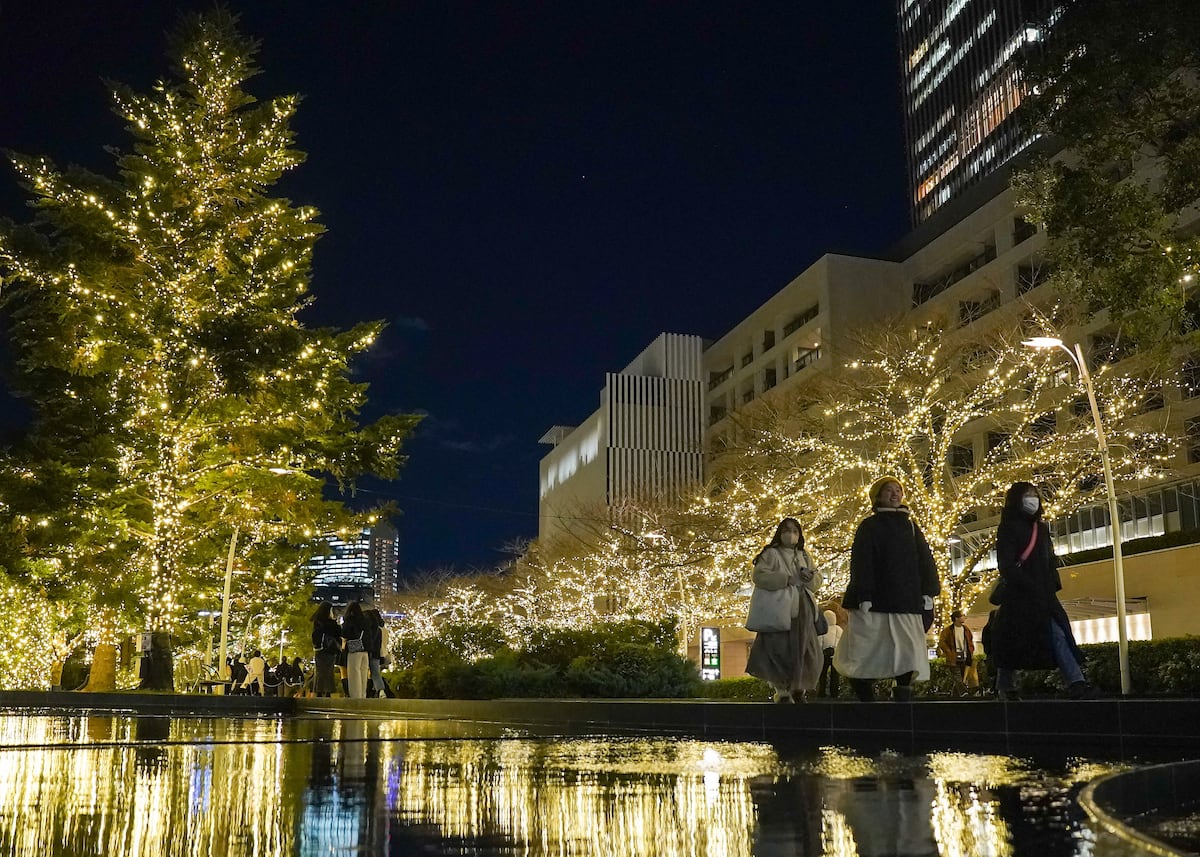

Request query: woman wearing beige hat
[{"left": 834, "top": 476, "right": 940, "bottom": 701}]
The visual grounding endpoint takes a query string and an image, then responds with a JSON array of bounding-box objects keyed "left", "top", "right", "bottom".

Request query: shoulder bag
[
  {"left": 989, "top": 522, "right": 1038, "bottom": 606},
  {"left": 746, "top": 585, "right": 797, "bottom": 633}
]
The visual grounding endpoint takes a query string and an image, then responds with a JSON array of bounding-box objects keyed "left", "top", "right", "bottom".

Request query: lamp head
[{"left": 1022, "top": 336, "right": 1064, "bottom": 349}]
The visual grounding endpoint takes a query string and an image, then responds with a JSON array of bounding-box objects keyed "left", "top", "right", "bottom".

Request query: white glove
[
  {"left": 860, "top": 601, "right": 872, "bottom": 613},
  {"left": 922, "top": 596, "right": 933, "bottom": 610}
]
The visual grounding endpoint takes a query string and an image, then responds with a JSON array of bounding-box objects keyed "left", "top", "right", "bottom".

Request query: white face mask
[
  {"left": 1021, "top": 496, "right": 1040, "bottom": 515},
  {"left": 780, "top": 531, "right": 799, "bottom": 547}
]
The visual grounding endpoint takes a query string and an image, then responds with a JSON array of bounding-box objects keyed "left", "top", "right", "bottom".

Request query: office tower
[
  {"left": 899, "top": 0, "right": 1050, "bottom": 224},
  {"left": 306, "top": 522, "right": 401, "bottom": 605}
]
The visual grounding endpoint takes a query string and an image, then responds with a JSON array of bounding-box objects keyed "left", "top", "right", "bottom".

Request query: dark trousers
[{"left": 818, "top": 648, "right": 840, "bottom": 698}]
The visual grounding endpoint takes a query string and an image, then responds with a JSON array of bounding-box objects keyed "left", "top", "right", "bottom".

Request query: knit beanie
[{"left": 868, "top": 475, "right": 904, "bottom": 505}]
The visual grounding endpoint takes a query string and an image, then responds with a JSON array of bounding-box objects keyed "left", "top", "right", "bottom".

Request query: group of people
[
  {"left": 227, "top": 652, "right": 307, "bottom": 697},
  {"left": 310, "top": 601, "right": 394, "bottom": 699},
  {"left": 746, "top": 476, "right": 1093, "bottom": 702}
]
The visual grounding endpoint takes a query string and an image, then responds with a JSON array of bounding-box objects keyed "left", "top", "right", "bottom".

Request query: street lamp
[{"left": 1023, "top": 336, "right": 1131, "bottom": 695}]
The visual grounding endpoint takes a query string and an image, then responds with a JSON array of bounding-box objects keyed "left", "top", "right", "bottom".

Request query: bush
[
  {"left": 384, "top": 618, "right": 698, "bottom": 699},
  {"left": 691, "top": 676, "right": 773, "bottom": 701}
]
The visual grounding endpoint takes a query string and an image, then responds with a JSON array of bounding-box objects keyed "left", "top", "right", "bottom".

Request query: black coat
[
  {"left": 989, "top": 513, "right": 1082, "bottom": 670},
  {"left": 311, "top": 617, "right": 342, "bottom": 653},
  {"left": 843, "top": 506, "right": 940, "bottom": 612}
]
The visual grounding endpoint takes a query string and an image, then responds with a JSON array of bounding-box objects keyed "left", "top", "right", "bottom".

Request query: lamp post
[
  {"left": 217, "top": 527, "right": 238, "bottom": 682},
  {"left": 1023, "top": 336, "right": 1132, "bottom": 695}
]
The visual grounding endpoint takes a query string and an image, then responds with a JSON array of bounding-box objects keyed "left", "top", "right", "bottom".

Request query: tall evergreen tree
[{"left": 0, "top": 11, "right": 419, "bottom": 689}]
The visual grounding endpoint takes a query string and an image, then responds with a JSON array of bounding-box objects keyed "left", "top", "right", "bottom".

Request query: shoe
[
  {"left": 772, "top": 691, "right": 794, "bottom": 704},
  {"left": 1067, "top": 681, "right": 1097, "bottom": 699},
  {"left": 998, "top": 689, "right": 1021, "bottom": 701},
  {"left": 892, "top": 686, "right": 913, "bottom": 702}
]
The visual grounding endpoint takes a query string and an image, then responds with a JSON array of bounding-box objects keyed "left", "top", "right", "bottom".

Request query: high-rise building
[
  {"left": 306, "top": 522, "right": 401, "bottom": 605},
  {"left": 898, "top": 0, "right": 1050, "bottom": 225}
]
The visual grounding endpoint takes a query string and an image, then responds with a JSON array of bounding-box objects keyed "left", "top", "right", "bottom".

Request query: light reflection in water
[{"left": 0, "top": 714, "right": 1122, "bottom": 856}]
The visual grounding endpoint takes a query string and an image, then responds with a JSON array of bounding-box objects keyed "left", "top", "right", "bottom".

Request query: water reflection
[{"left": 0, "top": 713, "right": 1134, "bottom": 856}]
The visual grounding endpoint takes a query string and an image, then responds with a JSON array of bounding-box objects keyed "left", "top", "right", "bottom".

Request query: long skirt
[
  {"left": 314, "top": 651, "right": 337, "bottom": 695},
  {"left": 746, "top": 608, "right": 823, "bottom": 693},
  {"left": 833, "top": 611, "right": 929, "bottom": 681}
]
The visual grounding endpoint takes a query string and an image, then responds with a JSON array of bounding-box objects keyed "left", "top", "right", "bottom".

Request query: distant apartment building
[
  {"left": 899, "top": 0, "right": 1052, "bottom": 225},
  {"left": 538, "top": 333, "right": 705, "bottom": 546},
  {"left": 306, "top": 522, "right": 401, "bottom": 606}
]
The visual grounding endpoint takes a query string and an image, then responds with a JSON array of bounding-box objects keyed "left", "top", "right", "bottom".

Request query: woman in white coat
[{"left": 745, "top": 518, "right": 824, "bottom": 702}]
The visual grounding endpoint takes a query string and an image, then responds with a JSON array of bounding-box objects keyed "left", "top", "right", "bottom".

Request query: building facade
[
  {"left": 899, "top": 0, "right": 1050, "bottom": 225},
  {"left": 538, "top": 333, "right": 705, "bottom": 546},
  {"left": 306, "top": 521, "right": 401, "bottom": 605}
]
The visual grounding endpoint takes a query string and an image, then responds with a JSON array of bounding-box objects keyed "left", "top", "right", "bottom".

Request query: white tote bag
[{"left": 745, "top": 585, "right": 798, "bottom": 633}]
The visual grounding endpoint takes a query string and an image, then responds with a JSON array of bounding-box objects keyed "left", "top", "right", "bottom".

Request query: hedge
[{"left": 384, "top": 619, "right": 700, "bottom": 699}]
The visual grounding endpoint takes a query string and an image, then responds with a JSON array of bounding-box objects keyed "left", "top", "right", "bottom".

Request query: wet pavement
[{"left": 0, "top": 710, "right": 1174, "bottom": 855}]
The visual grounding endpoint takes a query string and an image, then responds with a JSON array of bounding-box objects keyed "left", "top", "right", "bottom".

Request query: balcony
[
  {"left": 794, "top": 347, "right": 821, "bottom": 372},
  {"left": 783, "top": 304, "right": 819, "bottom": 337},
  {"left": 913, "top": 245, "right": 998, "bottom": 306},
  {"left": 708, "top": 366, "right": 733, "bottom": 391}
]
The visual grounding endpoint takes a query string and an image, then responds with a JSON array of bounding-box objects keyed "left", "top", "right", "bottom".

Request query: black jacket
[
  {"left": 843, "top": 506, "right": 940, "bottom": 612},
  {"left": 311, "top": 617, "right": 342, "bottom": 653},
  {"left": 989, "top": 512, "right": 1082, "bottom": 670},
  {"left": 341, "top": 614, "right": 370, "bottom": 651}
]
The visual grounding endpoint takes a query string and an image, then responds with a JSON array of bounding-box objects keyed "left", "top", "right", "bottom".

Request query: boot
[
  {"left": 892, "top": 685, "right": 913, "bottom": 702},
  {"left": 850, "top": 678, "right": 875, "bottom": 702}
]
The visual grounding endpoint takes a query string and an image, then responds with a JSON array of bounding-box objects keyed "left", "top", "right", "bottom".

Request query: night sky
[{"left": 0, "top": 2, "right": 909, "bottom": 574}]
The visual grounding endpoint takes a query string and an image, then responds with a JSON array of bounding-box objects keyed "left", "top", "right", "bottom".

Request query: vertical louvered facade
[{"left": 538, "top": 334, "right": 704, "bottom": 544}]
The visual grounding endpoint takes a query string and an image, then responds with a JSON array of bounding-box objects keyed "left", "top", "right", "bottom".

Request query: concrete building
[
  {"left": 703, "top": 253, "right": 910, "bottom": 438},
  {"left": 538, "top": 333, "right": 705, "bottom": 547},
  {"left": 899, "top": 0, "right": 1051, "bottom": 224},
  {"left": 307, "top": 522, "right": 401, "bottom": 606}
]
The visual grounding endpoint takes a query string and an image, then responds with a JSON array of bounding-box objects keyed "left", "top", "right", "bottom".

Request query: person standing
[
  {"left": 364, "top": 607, "right": 387, "bottom": 698},
  {"left": 937, "top": 611, "right": 975, "bottom": 697},
  {"left": 835, "top": 476, "right": 941, "bottom": 702},
  {"left": 745, "top": 518, "right": 824, "bottom": 703},
  {"left": 817, "top": 610, "right": 842, "bottom": 698},
  {"left": 340, "top": 601, "right": 371, "bottom": 699},
  {"left": 989, "top": 482, "right": 1093, "bottom": 700},
  {"left": 241, "top": 650, "right": 267, "bottom": 695},
  {"left": 310, "top": 602, "right": 341, "bottom": 698}
]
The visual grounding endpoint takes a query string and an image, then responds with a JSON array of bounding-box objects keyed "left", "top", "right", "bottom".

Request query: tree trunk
[
  {"left": 81, "top": 642, "right": 118, "bottom": 692},
  {"left": 138, "top": 632, "right": 175, "bottom": 691}
]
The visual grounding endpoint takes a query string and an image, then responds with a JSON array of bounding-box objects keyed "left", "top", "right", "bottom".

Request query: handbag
[
  {"left": 808, "top": 589, "right": 829, "bottom": 635},
  {"left": 745, "top": 585, "right": 795, "bottom": 633},
  {"left": 346, "top": 632, "right": 365, "bottom": 654},
  {"left": 990, "top": 522, "right": 1039, "bottom": 605}
]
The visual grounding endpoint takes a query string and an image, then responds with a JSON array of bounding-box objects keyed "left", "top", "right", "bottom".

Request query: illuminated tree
[
  {"left": 1016, "top": 0, "right": 1200, "bottom": 342},
  {"left": 0, "top": 11, "right": 419, "bottom": 688},
  {"left": 692, "top": 318, "right": 1174, "bottom": 615}
]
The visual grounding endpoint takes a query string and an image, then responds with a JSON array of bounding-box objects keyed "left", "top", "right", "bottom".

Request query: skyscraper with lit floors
[{"left": 899, "top": 0, "right": 1051, "bottom": 225}]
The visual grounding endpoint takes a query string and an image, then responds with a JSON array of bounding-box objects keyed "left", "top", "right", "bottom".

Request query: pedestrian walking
[
  {"left": 988, "top": 482, "right": 1094, "bottom": 700},
  {"left": 745, "top": 518, "right": 824, "bottom": 703},
  {"left": 835, "top": 475, "right": 941, "bottom": 702},
  {"left": 340, "top": 601, "right": 371, "bottom": 699},
  {"left": 310, "top": 602, "right": 341, "bottom": 698},
  {"left": 936, "top": 611, "right": 975, "bottom": 697},
  {"left": 817, "top": 610, "right": 842, "bottom": 698}
]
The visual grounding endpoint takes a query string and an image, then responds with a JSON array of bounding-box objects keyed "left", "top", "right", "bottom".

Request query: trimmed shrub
[{"left": 383, "top": 618, "right": 698, "bottom": 699}]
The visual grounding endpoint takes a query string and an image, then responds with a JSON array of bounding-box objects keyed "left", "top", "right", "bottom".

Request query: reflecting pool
[{"left": 0, "top": 712, "right": 1156, "bottom": 855}]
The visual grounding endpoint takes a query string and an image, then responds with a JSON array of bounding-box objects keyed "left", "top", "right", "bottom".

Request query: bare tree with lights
[{"left": 0, "top": 11, "right": 419, "bottom": 689}]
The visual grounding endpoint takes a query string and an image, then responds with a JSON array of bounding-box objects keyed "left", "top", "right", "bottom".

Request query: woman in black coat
[
  {"left": 989, "top": 481, "right": 1092, "bottom": 700},
  {"left": 310, "top": 601, "right": 342, "bottom": 697}
]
